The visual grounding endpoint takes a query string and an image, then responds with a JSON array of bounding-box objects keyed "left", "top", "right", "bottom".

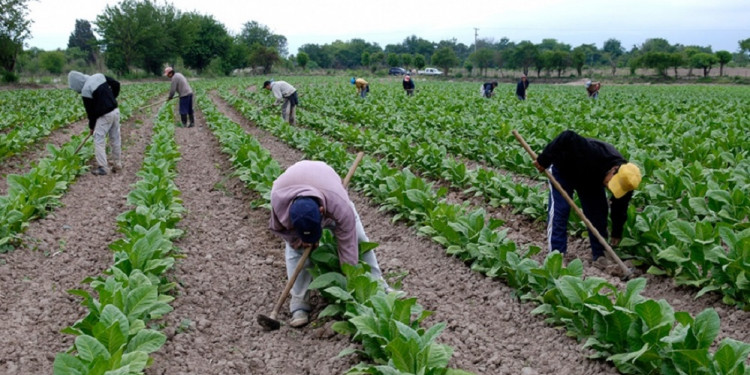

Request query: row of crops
[
  {"left": 240, "top": 77, "right": 750, "bottom": 310},
  {"left": 1, "top": 78, "right": 748, "bottom": 374},
  {"left": 197, "top": 77, "right": 749, "bottom": 374},
  {"left": 0, "top": 83, "right": 162, "bottom": 252}
]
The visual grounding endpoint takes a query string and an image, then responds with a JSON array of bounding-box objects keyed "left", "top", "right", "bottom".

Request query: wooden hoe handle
[{"left": 511, "top": 130, "right": 631, "bottom": 277}]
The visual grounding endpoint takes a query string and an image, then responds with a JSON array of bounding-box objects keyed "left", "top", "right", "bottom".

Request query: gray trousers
[
  {"left": 94, "top": 108, "right": 121, "bottom": 171},
  {"left": 281, "top": 97, "right": 296, "bottom": 125},
  {"left": 284, "top": 201, "right": 385, "bottom": 312}
]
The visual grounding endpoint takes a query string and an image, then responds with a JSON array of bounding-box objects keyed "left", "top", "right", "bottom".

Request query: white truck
[{"left": 418, "top": 67, "right": 443, "bottom": 76}]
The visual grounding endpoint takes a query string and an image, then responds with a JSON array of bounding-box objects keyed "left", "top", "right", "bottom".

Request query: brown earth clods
[{"left": 0, "top": 94, "right": 747, "bottom": 375}]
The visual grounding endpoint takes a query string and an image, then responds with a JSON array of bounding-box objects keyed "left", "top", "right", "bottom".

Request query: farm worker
[
  {"left": 263, "top": 80, "right": 298, "bottom": 125},
  {"left": 533, "top": 130, "right": 642, "bottom": 267},
  {"left": 481, "top": 81, "right": 498, "bottom": 98},
  {"left": 67, "top": 71, "right": 121, "bottom": 176},
  {"left": 164, "top": 67, "right": 195, "bottom": 127},
  {"left": 516, "top": 74, "right": 529, "bottom": 100},
  {"left": 351, "top": 77, "right": 369, "bottom": 98},
  {"left": 402, "top": 74, "right": 415, "bottom": 96},
  {"left": 269, "top": 160, "right": 391, "bottom": 327},
  {"left": 585, "top": 80, "right": 601, "bottom": 99}
]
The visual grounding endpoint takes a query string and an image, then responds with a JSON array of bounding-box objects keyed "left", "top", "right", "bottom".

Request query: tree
[
  {"left": 361, "top": 51, "right": 370, "bottom": 68},
  {"left": 248, "top": 43, "right": 280, "bottom": 73},
  {"left": 1, "top": 0, "right": 33, "bottom": 78},
  {"left": 603, "top": 38, "right": 624, "bottom": 76},
  {"left": 550, "top": 50, "right": 570, "bottom": 77},
  {"left": 740, "top": 38, "right": 750, "bottom": 55},
  {"left": 413, "top": 54, "right": 425, "bottom": 70},
  {"left": 96, "top": 0, "right": 182, "bottom": 75},
  {"left": 535, "top": 50, "right": 554, "bottom": 77},
  {"left": 714, "top": 50, "right": 732, "bottom": 76},
  {"left": 431, "top": 46, "right": 458, "bottom": 76},
  {"left": 464, "top": 61, "right": 473, "bottom": 76},
  {"left": 669, "top": 52, "right": 684, "bottom": 77},
  {"left": 400, "top": 53, "right": 413, "bottom": 69},
  {"left": 570, "top": 46, "right": 586, "bottom": 76},
  {"left": 67, "top": 19, "right": 98, "bottom": 64},
  {"left": 640, "top": 51, "right": 672, "bottom": 76},
  {"left": 39, "top": 50, "right": 65, "bottom": 74},
  {"left": 181, "top": 14, "right": 231, "bottom": 73},
  {"left": 641, "top": 38, "right": 673, "bottom": 53},
  {"left": 470, "top": 48, "right": 494, "bottom": 76},
  {"left": 690, "top": 52, "right": 718, "bottom": 77},
  {"left": 239, "top": 21, "right": 287, "bottom": 57},
  {"left": 386, "top": 53, "right": 399, "bottom": 67},
  {"left": 296, "top": 51, "right": 309, "bottom": 70},
  {"left": 508, "top": 41, "right": 538, "bottom": 76}
]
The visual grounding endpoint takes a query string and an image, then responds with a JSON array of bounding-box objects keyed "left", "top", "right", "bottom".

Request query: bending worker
[
  {"left": 263, "top": 80, "right": 299, "bottom": 125},
  {"left": 533, "top": 130, "right": 642, "bottom": 267},
  {"left": 585, "top": 80, "right": 601, "bottom": 99},
  {"left": 68, "top": 70, "right": 121, "bottom": 176},
  {"left": 269, "top": 160, "right": 391, "bottom": 328},
  {"left": 351, "top": 77, "right": 369, "bottom": 98}
]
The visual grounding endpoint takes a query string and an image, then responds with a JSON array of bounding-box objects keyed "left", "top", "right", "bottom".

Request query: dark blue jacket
[
  {"left": 536, "top": 130, "right": 631, "bottom": 238},
  {"left": 516, "top": 79, "right": 529, "bottom": 98}
]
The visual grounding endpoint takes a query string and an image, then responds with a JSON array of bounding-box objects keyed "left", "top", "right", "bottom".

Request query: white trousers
[
  {"left": 93, "top": 108, "right": 121, "bottom": 170},
  {"left": 284, "top": 201, "right": 385, "bottom": 312}
]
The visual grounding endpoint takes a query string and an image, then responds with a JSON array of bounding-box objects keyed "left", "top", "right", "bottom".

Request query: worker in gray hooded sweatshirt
[{"left": 68, "top": 71, "right": 121, "bottom": 175}]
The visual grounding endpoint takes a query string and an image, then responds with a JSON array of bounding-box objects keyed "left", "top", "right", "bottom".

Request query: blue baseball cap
[{"left": 290, "top": 197, "right": 322, "bottom": 244}]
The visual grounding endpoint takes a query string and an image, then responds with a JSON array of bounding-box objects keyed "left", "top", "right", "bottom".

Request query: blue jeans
[{"left": 546, "top": 166, "right": 608, "bottom": 260}]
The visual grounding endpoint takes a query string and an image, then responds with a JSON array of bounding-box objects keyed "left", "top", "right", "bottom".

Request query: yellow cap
[{"left": 607, "top": 163, "right": 642, "bottom": 198}]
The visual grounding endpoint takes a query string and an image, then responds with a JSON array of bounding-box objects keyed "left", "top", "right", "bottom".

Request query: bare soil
[{"left": 0, "top": 91, "right": 747, "bottom": 375}]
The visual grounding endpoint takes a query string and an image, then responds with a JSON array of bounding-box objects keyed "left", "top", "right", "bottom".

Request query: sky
[{"left": 25, "top": 0, "right": 750, "bottom": 55}]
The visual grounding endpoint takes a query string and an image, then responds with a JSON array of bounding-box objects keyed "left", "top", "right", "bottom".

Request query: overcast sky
[{"left": 26, "top": 0, "right": 750, "bottom": 55}]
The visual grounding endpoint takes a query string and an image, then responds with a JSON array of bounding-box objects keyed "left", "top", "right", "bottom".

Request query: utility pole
[{"left": 474, "top": 28, "right": 479, "bottom": 53}]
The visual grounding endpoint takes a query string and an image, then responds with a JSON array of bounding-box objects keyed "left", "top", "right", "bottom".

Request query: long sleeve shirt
[
  {"left": 168, "top": 72, "right": 193, "bottom": 99},
  {"left": 536, "top": 130, "right": 632, "bottom": 238},
  {"left": 355, "top": 78, "right": 368, "bottom": 93},
  {"left": 81, "top": 74, "right": 120, "bottom": 130},
  {"left": 269, "top": 161, "right": 359, "bottom": 265},
  {"left": 516, "top": 79, "right": 529, "bottom": 98},
  {"left": 269, "top": 81, "right": 297, "bottom": 104}
]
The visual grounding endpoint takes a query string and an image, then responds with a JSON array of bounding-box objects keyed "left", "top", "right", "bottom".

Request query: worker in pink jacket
[{"left": 270, "top": 160, "right": 390, "bottom": 327}]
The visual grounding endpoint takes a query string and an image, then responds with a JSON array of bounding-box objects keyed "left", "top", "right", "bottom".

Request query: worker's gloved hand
[{"left": 533, "top": 160, "right": 546, "bottom": 173}]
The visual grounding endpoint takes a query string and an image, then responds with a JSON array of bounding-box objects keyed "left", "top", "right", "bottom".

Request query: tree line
[{"left": 2, "top": 0, "right": 749, "bottom": 82}]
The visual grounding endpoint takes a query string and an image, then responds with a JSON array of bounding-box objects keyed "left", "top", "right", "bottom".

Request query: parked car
[
  {"left": 389, "top": 67, "right": 407, "bottom": 75},
  {"left": 418, "top": 67, "right": 443, "bottom": 75}
]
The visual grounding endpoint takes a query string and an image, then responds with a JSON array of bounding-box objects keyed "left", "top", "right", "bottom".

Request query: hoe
[
  {"left": 257, "top": 152, "right": 365, "bottom": 331},
  {"left": 513, "top": 130, "right": 635, "bottom": 280}
]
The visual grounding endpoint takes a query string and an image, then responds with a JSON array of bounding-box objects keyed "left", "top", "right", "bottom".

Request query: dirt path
[
  {"left": 200, "top": 93, "right": 620, "bottom": 374},
  {"left": 146, "top": 108, "right": 357, "bottom": 374},
  {"left": 0, "top": 120, "right": 87, "bottom": 194},
  {"left": 0, "top": 107, "right": 157, "bottom": 374}
]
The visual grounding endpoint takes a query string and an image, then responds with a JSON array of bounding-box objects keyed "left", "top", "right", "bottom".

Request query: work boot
[
  {"left": 188, "top": 114, "right": 195, "bottom": 127},
  {"left": 289, "top": 310, "right": 309, "bottom": 328},
  {"left": 111, "top": 162, "right": 122, "bottom": 174},
  {"left": 92, "top": 166, "right": 107, "bottom": 176},
  {"left": 180, "top": 114, "right": 188, "bottom": 127}
]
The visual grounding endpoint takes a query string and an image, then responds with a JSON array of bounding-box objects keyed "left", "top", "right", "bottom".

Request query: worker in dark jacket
[
  {"left": 402, "top": 75, "right": 415, "bottom": 96},
  {"left": 516, "top": 74, "right": 529, "bottom": 100},
  {"left": 482, "top": 81, "right": 498, "bottom": 98},
  {"left": 68, "top": 71, "right": 121, "bottom": 176},
  {"left": 533, "top": 130, "right": 641, "bottom": 265}
]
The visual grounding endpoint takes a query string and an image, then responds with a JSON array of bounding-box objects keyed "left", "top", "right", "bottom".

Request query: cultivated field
[{"left": 0, "top": 77, "right": 748, "bottom": 375}]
